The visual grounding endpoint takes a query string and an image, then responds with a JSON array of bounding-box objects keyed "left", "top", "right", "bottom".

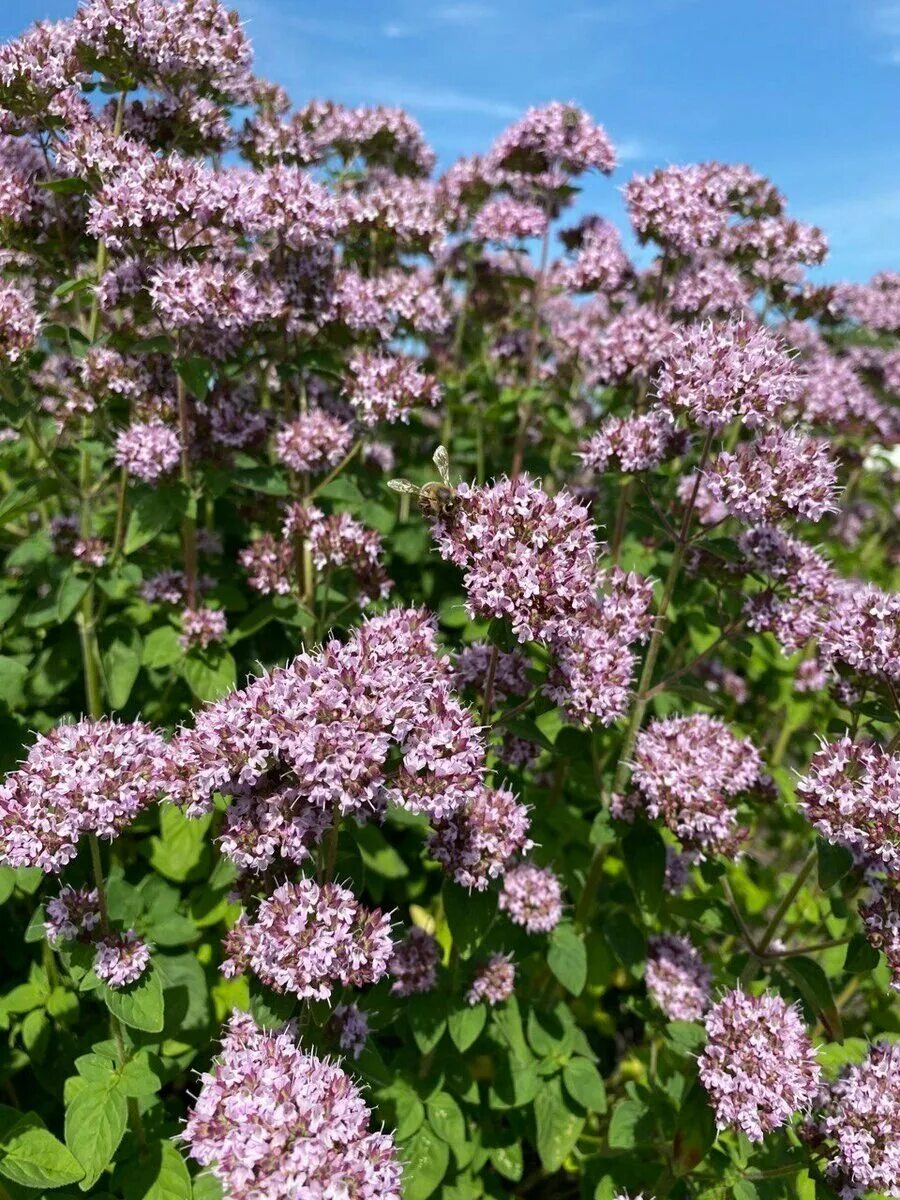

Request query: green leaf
[
  {"left": 562, "top": 1057, "right": 607, "bottom": 1113},
  {"left": 603, "top": 911, "right": 647, "bottom": 975},
  {"left": 673, "top": 1078, "right": 717, "bottom": 1175},
  {"left": 527, "top": 1005, "right": 575, "bottom": 1058},
  {"left": 782, "top": 956, "right": 843, "bottom": 1042},
  {"left": 426, "top": 1092, "right": 466, "bottom": 1147},
  {"left": 120, "top": 1139, "right": 191, "bottom": 1200},
  {"left": 0, "top": 657, "right": 28, "bottom": 710},
  {"left": 844, "top": 933, "right": 880, "bottom": 973},
  {"left": 182, "top": 648, "right": 236, "bottom": 702},
  {"left": 101, "top": 624, "right": 143, "bottom": 710},
  {"left": 57, "top": 573, "right": 90, "bottom": 624},
  {"left": 407, "top": 992, "right": 447, "bottom": 1054},
  {"left": 103, "top": 966, "right": 164, "bottom": 1034},
  {"left": 443, "top": 883, "right": 495, "bottom": 959},
  {"left": 607, "top": 1099, "right": 652, "bottom": 1150},
  {"left": 248, "top": 978, "right": 296, "bottom": 1030},
  {"left": 666, "top": 1021, "right": 706, "bottom": 1054},
  {"left": 402, "top": 1124, "right": 449, "bottom": 1200},
  {"left": 817, "top": 838, "right": 854, "bottom": 891},
  {"left": 149, "top": 805, "right": 211, "bottom": 884},
  {"left": 0, "top": 1110, "right": 84, "bottom": 1188},
  {"left": 622, "top": 823, "right": 666, "bottom": 913},
  {"left": 142, "top": 626, "right": 182, "bottom": 669},
  {"left": 490, "top": 1140, "right": 523, "bottom": 1182},
  {"left": 65, "top": 1079, "right": 127, "bottom": 1189},
  {"left": 533, "top": 1076, "right": 585, "bottom": 1172},
  {"left": 534, "top": 707, "right": 565, "bottom": 745},
  {"left": 448, "top": 1003, "right": 486, "bottom": 1052},
  {"left": 547, "top": 923, "right": 587, "bottom": 996},
  {"left": 352, "top": 823, "right": 408, "bottom": 879},
  {"left": 118, "top": 1050, "right": 165, "bottom": 1097},
  {"left": 175, "top": 356, "right": 214, "bottom": 399},
  {"left": 384, "top": 1080, "right": 424, "bottom": 1141},
  {"left": 124, "top": 484, "right": 188, "bottom": 554},
  {"left": 0, "top": 482, "right": 57, "bottom": 529}
]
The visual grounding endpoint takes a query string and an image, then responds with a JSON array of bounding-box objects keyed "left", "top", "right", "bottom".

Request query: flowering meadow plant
[{"left": 0, "top": 4, "right": 897, "bottom": 1200}]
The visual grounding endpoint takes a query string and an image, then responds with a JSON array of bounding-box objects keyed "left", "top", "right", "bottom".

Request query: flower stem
[
  {"left": 88, "top": 834, "right": 147, "bottom": 1150},
  {"left": 575, "top": 428, "right": 715, "bottom": 927},
  {"left": 740, "top": 848, "right": 818, "bottom": 985}
]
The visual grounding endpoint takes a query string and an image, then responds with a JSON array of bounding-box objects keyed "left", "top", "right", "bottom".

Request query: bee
[{"left": 388, "top": 446, "right": 458, "bottom": 520}]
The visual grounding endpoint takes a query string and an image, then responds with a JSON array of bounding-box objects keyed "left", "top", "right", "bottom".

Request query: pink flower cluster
[
  {"left": 487, "top": 101, "right": 615, "bottom": 180},
  {"left": 389, "top": 927, "right": 439, "bottom": 996},
  {"left": 274, "top": 409, "right": 353, "bottom": 474},
  {"left": 453, "top": 642, "right": 530, "bottom": 702},
  {"left": 44, "top": 885, "right": 100, "bottom": 943},
  {"left": 114, "top": 417, "right": 182, "bottom": 482},
  {"left": 656, "top": 318, "right": 802, "bottom": 430},
  {"left": 241, "top": 502, "right": 392, "bottom": 607},
  {"left": 184, "top": 1011, "right": 402, "bottom": 1200},
  {"left": 818, "top": 585, "right": 900, "bottom": 684},
  {"left": 434, "top": 476, "right": 653, "bottom": 726},
  {"left": 218, "top": 780, "right": 331, "bottom": 873},
  {"left": 472, "top": 196, "right": 548, "bottom": 243},
  {"left": 797, "top": 738, "right": 900, "bottom": 875},
  {"left": 860, "top": 879, "right": 900, "bottom": 991},
  {"left": 344, "top": 351, "right": 441, "bottom": 426},
  {"left": 698, "top": 988, "right": 820, "bottom": 1142},
  {"left": 331, "top": 1002, "right": 369, "bottom": 1059},
  {"left": 817, "top": 1042, "right": 900, "bottom": 1197},
  {"left": 94, "top": 930, "right": 151, "bottom": 989},
  {"left": 467, "top": 954, "right": 516, "bottom": 1006},
  {"left": 165, "top": 609, "right": 485, "bottom": 829},
  {"left": 645, "top": 933, "right": 710, "bottom": 1021},
  {"left": 498, "top": 863, "right": 563, "bottom": 933},
  {"left": 0, "top": 718, "right": 166, "bottom": 871},
  {"left": 579, "top": 408, "right": 682, "bottom": 474},
  {"left": 428, "top": 784, "right": 532, "bottom": 891},
  {"left": 222, "top": 879, "right": 392, "bottom": 1001},
  {"left": 704, "top": 428, "right": 838, "bottom": 524},
  {"left": 557, "top": 216, "right": 630, "bottom": 293},
  {"left": 179, "top": 605, "right": 227, "bottom": 650},
  {"left": 0, "top": 279, "right": 40, "bottom": 362},
  {"left": 616, "top": 714, "right": 762, "bottom": 856}
]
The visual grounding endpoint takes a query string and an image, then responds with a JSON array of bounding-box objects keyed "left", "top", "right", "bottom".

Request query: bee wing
[
  {"left": 433, "top": 445, "right": 451, "bottom": 486},
  {"left": 387, "top": 478, "right": 419, "bottom": 495}
]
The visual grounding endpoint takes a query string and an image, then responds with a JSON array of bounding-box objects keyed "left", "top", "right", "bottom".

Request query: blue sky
[{"left": 3, "top": 0, "right": 900, "bottom": 281}]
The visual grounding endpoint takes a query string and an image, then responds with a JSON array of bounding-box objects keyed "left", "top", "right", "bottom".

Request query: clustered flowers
[
  {"left": 614, "top": 714, "right": 762, "bottom": 856},
  {"left": 221, "top": 879, "right": 393, "bottom": 1000},
  {"left": 698, "top": 989, "right": 820, "bottom": 1142},
  {"left": 184, "top": 1012, "right": 402, "bottom": 1199},
  {"left": 433, "top": 476, "right": 653, "bottom": 726},
  {"left": 114, "top": 417, "right": 182, "bottom": 482},
  {"left": 498, "top": 863, "right": 563, "bottom": 933},
  {"left": 389, "top": 927, "right": 439, "bottom": 996},
  {"left": 93, "top": 930, "right": 152, "bottom": 988},
  {"left": 0, "top": 2, "right": 897, "bottom": 1196},
  {"left": 656, "top": 318, "right": 802, "bottom": 430},
  {"left": 704, "top": 428, "right": 838, "bottom": 523},
  {"left": 797, "top": 738, "right": 900, "bottom": 873},
  {"left": 467, "top": 954, "right": 516, "bottom": 1006},
  {"left": 0, "top": 719, "right": 167, "bottom": 871},
  {"left": 645, "top": 934, "right": 710, "bottom": 1021}
]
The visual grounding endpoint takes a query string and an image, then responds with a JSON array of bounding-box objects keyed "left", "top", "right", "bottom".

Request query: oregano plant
[{"left": 0, "top": 4, "right": 897, "bottom": 1200}]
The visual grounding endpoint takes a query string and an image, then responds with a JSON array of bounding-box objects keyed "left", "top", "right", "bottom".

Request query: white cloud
[
  {"left": 432, "top": 4, "right": 494, "bottom": 24},
  {"left": 382, "top": 22, "right": 414, "bottom": 38},
  {"left": 616, "top": 138, "right": 650, "bottom": 162},
  {"left": 353, "top": 78, "right": 519, "bottom": 118}
]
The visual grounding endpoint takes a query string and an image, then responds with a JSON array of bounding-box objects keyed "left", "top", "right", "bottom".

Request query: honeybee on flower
[{"left": 388, "top": 445, "right": 458, "bottom": 519}]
